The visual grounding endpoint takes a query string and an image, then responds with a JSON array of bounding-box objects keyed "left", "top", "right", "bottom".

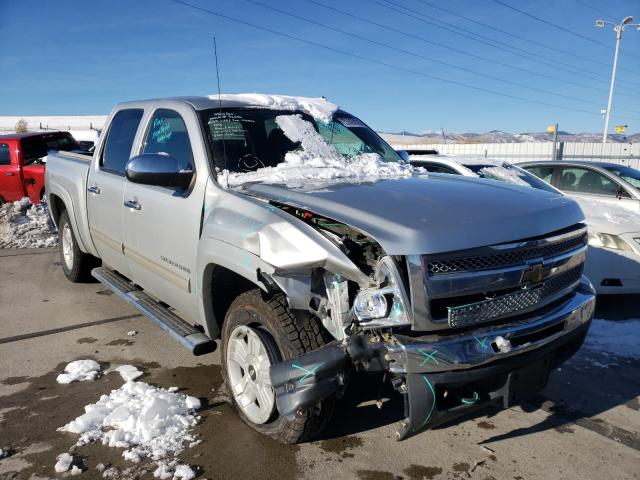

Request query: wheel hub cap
[{"left": 226, "top": 325, "right": 276, "bottom": 424}]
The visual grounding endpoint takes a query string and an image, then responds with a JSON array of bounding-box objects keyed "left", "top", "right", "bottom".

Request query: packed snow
[
  {"left": 115, "top": 365, "right": 144, "bottom": 382},
  {"left": 56, "top": 359, "right": 101, "bottom": 384},
  {"left": 209, "top": 93, "right": 338, "bottom": 122},
  {"left": 220, "top": 114, "right": 421, "bottom": 187},
  {"left": 0, "top": 198, "right": 58, "bottom": 249},
  {"left": 59, "top": 379, "right": 201, "bottom": 467},
  {"left": 585, "top": 318, "right": 640, "bottom": 359},
  {"left": 54, "top": 452, "right": 74, "bottom": 473}
]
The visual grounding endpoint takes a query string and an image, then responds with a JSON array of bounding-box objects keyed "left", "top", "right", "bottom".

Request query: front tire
[
  {"left": 221, "top": 289, "right": 334, "bottom": 443},
  {"left": 58, "top": 210, "right": 93, "bottom": 282}
]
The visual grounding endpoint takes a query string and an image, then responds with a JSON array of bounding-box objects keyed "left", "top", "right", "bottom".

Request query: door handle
[
  {"left": 87, "top": 185, "right": 101, "bottom": 194},
  {"left": 124, "top": 199, "right": 142, "bottom": 210},
  {"left": 4, "top": 172, "right": 15, "bottom": 176}
]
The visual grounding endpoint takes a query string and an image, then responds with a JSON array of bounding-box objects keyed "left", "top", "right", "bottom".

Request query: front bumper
[{"left": 269, "top": 277, "right": 595, "bottom": 440}]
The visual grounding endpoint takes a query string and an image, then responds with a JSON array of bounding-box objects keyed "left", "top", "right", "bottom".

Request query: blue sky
[{"left": 1, "top": 0, "right": 639, "bottom": 133}]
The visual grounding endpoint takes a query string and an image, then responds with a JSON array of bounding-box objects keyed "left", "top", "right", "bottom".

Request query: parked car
[
  {"left": 406, "top": 155, "right": 559, "bottom": 193},
  {"left": 46, "top": 95, "right": 594, "bottom": 443},
  {"left": 0, "top": 131, "right": 81, "bottom": 204},
  {"left": 519, "top": 161, "right": 640, "bottom": 212}
]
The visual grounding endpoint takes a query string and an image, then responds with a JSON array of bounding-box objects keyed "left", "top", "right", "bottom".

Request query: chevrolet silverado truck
[{"left": 45, "top": 95, "right": 595, "bottom": 442}]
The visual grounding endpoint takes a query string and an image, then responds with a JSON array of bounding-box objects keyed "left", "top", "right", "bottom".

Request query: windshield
[
  {"left": 465, "top": 162, "right": 559, "bottom": 193},
  {"left": 603, "top": 165, "right": 640, "bottom": 189},
  {"left": 200, "top": 108, "right": 404, "bottom": 182}
]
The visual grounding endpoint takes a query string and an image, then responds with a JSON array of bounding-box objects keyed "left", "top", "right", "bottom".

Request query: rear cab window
[
  {"left": 100, "top": 109, "right": 144, "bottom": 175},
  {"left": 22, "top": 133, "right": 81, "bottom": 165}
]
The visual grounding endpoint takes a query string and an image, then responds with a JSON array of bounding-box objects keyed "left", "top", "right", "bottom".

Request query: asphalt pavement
[{"left": 0, "top": 248, "right": 638, "bottom": 480}]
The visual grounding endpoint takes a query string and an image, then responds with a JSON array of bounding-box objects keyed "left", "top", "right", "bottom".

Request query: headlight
[
  {"left": 352, "top": 256, "right": 411, "bottom": 327},
  {"left": 588, "top": 232, "right": 633, "bottom": 252}
]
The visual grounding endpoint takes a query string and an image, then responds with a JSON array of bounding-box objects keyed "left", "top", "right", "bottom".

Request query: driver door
[{"left": 122, "top": 107, "right": 205, "bottom": 323}]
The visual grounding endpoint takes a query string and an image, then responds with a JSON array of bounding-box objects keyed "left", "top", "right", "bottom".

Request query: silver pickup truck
[{"left": 45, "top": 94, "right": 595, "bottom": 442}]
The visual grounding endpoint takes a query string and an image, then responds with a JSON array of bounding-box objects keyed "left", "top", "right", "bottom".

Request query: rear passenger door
[
  {"left": 122, "top": 107, "right": 205, "bottom": 323},
  {"left": 0, "top": 142, "right": 23, "bottom": 202},
  {"left": 87, "top": 108, "right": 144, "bottom": 278}
]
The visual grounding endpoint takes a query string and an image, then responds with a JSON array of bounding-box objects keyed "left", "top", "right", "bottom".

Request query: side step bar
[{"left": 92, "top": 267, "right": 215, "bottom": 355}]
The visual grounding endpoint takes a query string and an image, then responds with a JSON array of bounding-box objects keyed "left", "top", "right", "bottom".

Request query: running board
[{"left": 91, "top": 267, "right": 215, "bottom": 355}]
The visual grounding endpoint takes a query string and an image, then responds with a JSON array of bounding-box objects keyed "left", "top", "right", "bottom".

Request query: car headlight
[
  {"left": 588, "top": 232, "right": 633, "bottom": 252},
  {"left": 352, "top": 256, "right": 411, "bottom": 327}
]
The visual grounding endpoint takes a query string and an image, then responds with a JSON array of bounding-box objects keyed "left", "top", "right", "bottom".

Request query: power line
[
  {"left": 249, "top": 0, "right": 640, "bottom": 114},
  {"left": 491, "top": 0, "right": 640, "bottom": 61},
  {"left": 574, "top": 0, "right": 617, "bottom": 22},
  {"left": 414, "top": 0, "right": 640, "bottom": 78},
  {"left": 166, "top": 0, "right": 640, "bottom": 121},
  {"left": 303, "top": 0, "right": 640, "bottom": 101},
  {"left": 370, "top": 0, "right": 640, "bottom": 93}
]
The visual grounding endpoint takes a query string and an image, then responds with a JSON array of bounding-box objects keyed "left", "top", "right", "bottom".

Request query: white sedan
[{"left": 406, "top": 154, "right": 640, "bottom": 294}]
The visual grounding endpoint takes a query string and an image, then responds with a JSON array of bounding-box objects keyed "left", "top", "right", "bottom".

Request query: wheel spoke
[{"left": 255, "top": 385, "right": 274, "bottom": 411}]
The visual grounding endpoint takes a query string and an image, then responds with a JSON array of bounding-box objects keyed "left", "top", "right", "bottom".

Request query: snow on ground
[
  {"left": 58, "top": 376, "right": 201, "bottom": 477},
  {"left": 54, "top": 452, "right": 74, "bottom": 473},
  {"left": 210, "top": 93, "right": 337, "bottom": 122},
  {"left": 221, "top": 114, "right": 421, "bottom": 187},
  {"left": 115, "top": 365, "right": 144, "bottom": 382},
  {"left": 585, "top": 318, "right": 640, "bottom": 359},
  {"left": 0, "top": 198, "right": 58, "bottom": 249},
  {"left": 56, "top": 360, "right": 101, "bottom": 384}
]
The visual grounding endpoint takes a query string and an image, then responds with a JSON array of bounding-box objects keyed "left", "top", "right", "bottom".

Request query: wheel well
[
  {"left": 48, "top": 194, "right": 66, "bottom": 226},
  {"left": 203, "top": 264, "right": 261, "bottom": 338}
]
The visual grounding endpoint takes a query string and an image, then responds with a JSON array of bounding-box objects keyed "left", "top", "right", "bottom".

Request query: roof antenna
[{"left": 213, "top": 36, "right": 228, "bottom": 188}]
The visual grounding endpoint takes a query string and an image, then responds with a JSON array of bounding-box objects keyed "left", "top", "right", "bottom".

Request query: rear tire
[
  {"left": 221, "top": 289, "right": 334, "bottom": 443},
  {"left": 58, "top": 210, "right": 93, "bottom": 282}
]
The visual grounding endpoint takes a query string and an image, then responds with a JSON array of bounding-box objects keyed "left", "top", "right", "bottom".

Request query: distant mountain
[{"left": 380, "top": 130, "right": 640, "bottom": 144}]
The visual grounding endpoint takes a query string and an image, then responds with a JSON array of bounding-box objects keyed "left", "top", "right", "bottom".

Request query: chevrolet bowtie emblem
[{"left": 521, "top": 259, "right": 547, "bottom": 286}]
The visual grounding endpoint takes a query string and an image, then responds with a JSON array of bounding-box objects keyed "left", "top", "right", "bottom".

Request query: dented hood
[{"left": 242, "top": 175, "right": 585, "bottom": 255}]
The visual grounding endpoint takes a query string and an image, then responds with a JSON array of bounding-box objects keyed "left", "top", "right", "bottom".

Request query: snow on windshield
[
  {"left": 209, "top": 93, "right": 338, "bottom": 123},
  {"left": 219, "top": 114, "right": 421, "bottom": 187}
]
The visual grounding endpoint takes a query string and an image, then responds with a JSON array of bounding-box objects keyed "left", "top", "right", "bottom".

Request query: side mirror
[
  {"left": 397, "top": 150, "right": 410, "bottom": 162},
  {"left": 126, "top": 153, "right": 193, "bottom": 189}
]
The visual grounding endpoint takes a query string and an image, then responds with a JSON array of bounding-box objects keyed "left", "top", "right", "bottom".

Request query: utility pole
[
  {"left": 596, "top": 16, "right": 640, "bottom": 144},
  {"left": 552, "top": 123, "right": 558, "bottom": 160}
]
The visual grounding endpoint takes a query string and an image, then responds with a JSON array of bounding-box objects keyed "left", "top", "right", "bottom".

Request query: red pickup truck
[{"left": 0, "top": 131, "right": 81, "bottom": 204}]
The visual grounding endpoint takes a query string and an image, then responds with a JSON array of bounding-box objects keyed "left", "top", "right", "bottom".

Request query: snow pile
[
  {"left": 0, "top": 198, "right": 58, "bottom": 249},
  {"left": 0, "top": 448, "right": 10, "bottom": 459},
  {"left": 210, "top": 93, "right": 337, "bottom": 122},
  {"left": 54, "top": 452, "right": 73, "bottom": 472},
  {"left": 221, "top": 114, "right": 420, "bottom": 187},
  {"left": 585, "top": 318, "right": 640, "bottom": 358},
  {"left": 56, "top": 360, "right": 101, "bottom": 384},
  {"left": 127, "top": 330, "right": 138, "bottom": 336},
  {"left": 115, "top": 365, "right": 144, "bottom": 382},
  {"left": 59, "top": 380, "right": 201, "bottom": 465},
  {"left": 154, "top": 462, "right": 196, "bottom": 480}
]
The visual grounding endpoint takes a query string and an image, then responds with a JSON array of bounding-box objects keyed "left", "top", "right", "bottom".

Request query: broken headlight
[{"left": 352, "top": 256, "right": 411, "bottom": 328}]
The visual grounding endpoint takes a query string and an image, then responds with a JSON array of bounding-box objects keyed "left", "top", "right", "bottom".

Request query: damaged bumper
[{"left": 270, "top": 278, "right": 595, "bottom": 440}]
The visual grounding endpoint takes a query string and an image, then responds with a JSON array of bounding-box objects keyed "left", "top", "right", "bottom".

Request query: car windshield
[
  {"left": 464, "top": 162, "right": 558, "bottom": 193},
  {"left": 200, "top": 108, "right": 402, "bottom": 177},
  {"left": 22, "top": 133, "right": 81, "bottom": 165},
  {"left": 603, "top": 165, "right": 640, "bottom": 189}
]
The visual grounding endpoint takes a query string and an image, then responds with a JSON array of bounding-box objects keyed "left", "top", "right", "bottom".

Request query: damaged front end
[{"left": 262, "top": 200, "right": 595, "bottom": 441}]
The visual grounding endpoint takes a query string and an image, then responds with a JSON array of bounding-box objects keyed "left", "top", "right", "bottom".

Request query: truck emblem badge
[{"left": 521, "top": 259, "right": 547, "bottom": 286}]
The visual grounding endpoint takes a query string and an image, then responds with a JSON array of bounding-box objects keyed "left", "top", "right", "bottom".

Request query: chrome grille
[
  {"left": 447, "top": 265, "right": 583, "bottom": 328},
  {"left": 427, "top": 232, "right": 587, "bottom": 275}
]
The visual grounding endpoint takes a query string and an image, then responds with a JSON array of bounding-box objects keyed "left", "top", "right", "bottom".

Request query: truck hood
[{"left": 242, "top": 175, "right": 585, "bottom": 255}]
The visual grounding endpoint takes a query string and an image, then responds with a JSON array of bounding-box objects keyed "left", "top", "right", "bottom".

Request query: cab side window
[
  {"left": 524, "top": 166, "right": 554, "bottom": 184},
  {"left": 142, "top": 109, "right": 194, "bottom": 171},
  {"left": 558, "top": 167, "right": 618, "bottom": 196},
  {"left": 0, "top": 144, "right": 10, "bottom": 166},
  {"left": 101, "top": 109, "right": 144, "bottom": 175}
]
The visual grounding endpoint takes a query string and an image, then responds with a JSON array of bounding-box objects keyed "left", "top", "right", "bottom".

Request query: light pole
[{"left": 596, "top": 16, "right": 640, "bottom": 144}]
